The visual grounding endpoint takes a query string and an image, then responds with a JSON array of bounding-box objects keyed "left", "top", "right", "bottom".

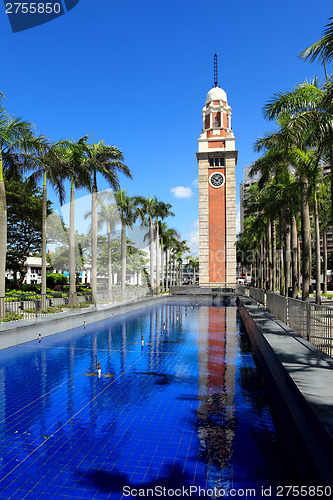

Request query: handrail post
[
  {"left": 306, "top": 302, "right": 310, "bottom": 342},
  {"left": 327, "top": 311, "right": 333, "bottom": 357}
]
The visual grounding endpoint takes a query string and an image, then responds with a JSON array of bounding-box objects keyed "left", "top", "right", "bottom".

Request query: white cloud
[
  {"left": 170, "top": 186, "right": 193, "bottom": 198},
  {"left": 192, "top": 178, "right": 199, "bottom": 188},
  {"left": 186, "top": 229, "right": 199, "bottom": 257}
]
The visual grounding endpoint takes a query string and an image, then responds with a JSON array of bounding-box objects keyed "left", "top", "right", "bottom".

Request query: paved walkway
[{"left": 238, "top": 297, "right": 333, "bottom": 485}]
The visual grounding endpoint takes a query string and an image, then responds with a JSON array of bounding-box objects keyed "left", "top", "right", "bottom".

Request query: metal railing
[
  {"left": 308, "top": 303, "right": 333, "bottom": 357},
  {"left": 288, "top": 298, "right": 309, "bottom": 341},
  {"left": 0, "top": 286, "right": 158, "bottom": 325},
  {"left": 266, "top": 291, "right": 287, "bottom": 324},
  {"left": 93, "top": 285, "right": 154, "bottom": 304},
  {"left": 248, "top": 287, "right": 266, "bottom": 307},
  {"left": 248, "top": 288, "right": 333, "bottom": 358},
  {"left": 0, "top": 292, "right": 92, "bottom": 326},
  {"left": 170, "top": 284, "right": 237, "bottom": 294}
]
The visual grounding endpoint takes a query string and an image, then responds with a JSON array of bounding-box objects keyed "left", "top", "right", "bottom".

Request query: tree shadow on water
[{"left": 76, "top": 462, "right": 202, "bottom": 498}]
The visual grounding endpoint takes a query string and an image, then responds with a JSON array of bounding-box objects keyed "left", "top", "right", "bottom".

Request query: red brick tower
[{"left": 196, "top": 60, "right": 237, "bottom": 286}]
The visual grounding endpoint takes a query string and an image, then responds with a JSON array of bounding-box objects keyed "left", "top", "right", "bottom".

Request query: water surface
[{"left": 0, "top": 302, "right": 298, "bottom": 499}]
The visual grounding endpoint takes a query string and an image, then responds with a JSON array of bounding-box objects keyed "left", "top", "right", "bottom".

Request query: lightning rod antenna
[{"left": 214, "top": 53, "right": 218, "bottom": 87}]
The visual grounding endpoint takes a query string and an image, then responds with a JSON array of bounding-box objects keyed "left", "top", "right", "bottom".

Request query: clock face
[{"left": 209, "top": 172, "right": 225, "bottom": 188}]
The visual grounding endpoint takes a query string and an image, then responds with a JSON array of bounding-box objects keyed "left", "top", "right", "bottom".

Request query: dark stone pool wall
[{"left": 237, "top": 296, "right": 333, "bottom": 486}]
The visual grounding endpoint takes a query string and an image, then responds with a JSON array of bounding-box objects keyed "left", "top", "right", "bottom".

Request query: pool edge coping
[{"left": 237, "top": 296, "right": 333, "bottom": 486}]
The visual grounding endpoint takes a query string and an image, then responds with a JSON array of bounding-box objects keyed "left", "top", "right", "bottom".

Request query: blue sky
[{"left": 1, "top": 0, "right": 333, "bottom": 255}]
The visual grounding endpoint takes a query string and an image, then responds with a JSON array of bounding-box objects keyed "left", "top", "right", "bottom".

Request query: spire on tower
[{"left": 214, "top": 53, "right": 218, "bottom": 87}]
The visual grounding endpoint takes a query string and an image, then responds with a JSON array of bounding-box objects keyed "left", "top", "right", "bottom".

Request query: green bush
[
  {"left": 41, "top": 307, "right": 59, "bottom": 314},
  {"left": 1, "top": 312, "right": 23, "bottom": 322},
  {"left": 5, "top": 292, "right": 36, "bottom": 301},
  {"left": 46, "top": 273, "right": 68, "bottom": 289},
  {"left": 20, "top": 284, "right": 41, "bottom": 293}
]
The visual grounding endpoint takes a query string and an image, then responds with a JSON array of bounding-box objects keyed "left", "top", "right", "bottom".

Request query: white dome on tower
[{"left": 206, "top": 86, "right": 227, "bottom": 104}]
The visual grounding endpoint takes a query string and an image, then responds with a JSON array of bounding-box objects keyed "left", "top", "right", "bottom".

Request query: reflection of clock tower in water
[{"left": 196, "top": 57, "right": 237, "bottom": 285}]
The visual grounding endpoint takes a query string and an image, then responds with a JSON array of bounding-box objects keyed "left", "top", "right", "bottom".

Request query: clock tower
[{"left": 196, "top": 61, "right": 237, "bottom": 286}]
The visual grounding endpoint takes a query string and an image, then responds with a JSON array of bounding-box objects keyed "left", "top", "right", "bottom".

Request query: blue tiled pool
[{"left": 0, "top": 303, "right": 299, "bottom": 499}]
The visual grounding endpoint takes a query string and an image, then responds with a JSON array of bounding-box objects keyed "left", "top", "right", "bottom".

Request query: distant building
[{"left": 6, "top": 256, "right": 50, "bottom": 285}]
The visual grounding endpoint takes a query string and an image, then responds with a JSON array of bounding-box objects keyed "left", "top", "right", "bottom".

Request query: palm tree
[
  {"left": 159, "top": 221, "right": 168, "bottom": 292},
  {"left": 298, "top": 16, "right": 333, "bottom": 218},
  {"left": 262, "top": 80, "right": 330, "bottom": 301},
  {"left": 114, "top": 189, "right": 137, "bottom": 291},
  {"left": 153, "top": 201, "right": 174, "bottom": 293},
  {"left": 55, "top": 136, "right": 91, "bottom": 304},
  {"left": 187, "top": 256, "right": 199, "bottom": 284},
  {"left": 172, "top": 239, "right": 189, "bottom": 285},
  {"left": 264, "top": 77, "right": 333, "bottom": 223},
  {"left": 0, "top": 102, "right": 34, "bottom": 303},
  {"left": 237, "top": 218, "right": 261, "bottom": 287},
  {"left": 134, "top": 196, "right": 158, "bottom": 291},
  {"left": 22, "top": 135, "right": 66, "bottom": 306},
  {"left": 162, "top": 227, "right": 180, "bottom": 290},
  {"left": 241, "top": 180, "right": 269, "bottom": 290},
  {"left": 85, "top": 190, "right": 120, "bottom": 295},
  {"left": 250, "top": 135, "right": 301, "bottom": 295},
  {"left": 84, "top": 140, "right": 132, "bottom": 301},
  {"left": 298, "top": 15, "right": 333, "bottom": 80},
  {"left": 97, "top": 192, "right": 119, "bottom": 294},
  {"left": 318, "top": 175, "right": 332, "bottom": 294}
]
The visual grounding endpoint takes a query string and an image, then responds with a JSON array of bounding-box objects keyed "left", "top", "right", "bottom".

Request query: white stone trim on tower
[{"left": 197, "top": 85, "right": 237, "bottom": 287}]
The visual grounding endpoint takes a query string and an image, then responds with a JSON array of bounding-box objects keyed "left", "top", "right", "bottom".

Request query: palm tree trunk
[
  {"left": 41, "top": 170, "right": 47, "bottom": 310},
  {"left": 165, "top": 248, "right": 168, "bottom": 291},
  {"left": 314, "top": 192, "right": 321, "bottom": 304},
  {"left": 149, "top": 217, "right": 154, "bottom": 291},
  {"left": 156, "top": 222, "right": 160, "bottom": 294},
  {"left": 291, "top": 215, "right": 298, "bottom": 298},
  {"left": 259, "top": 237, "right": 263, "bottom": 289},
  {"left": 107, "top": 221, "right": 112, "bottom": 295},
  {"left": 0, "top": 156, "right": 7, "bottom": 317},
  {"left": 69, "top": 177, "right": 77, "bottom": 305},
  {"left": 283, "top": 206, "right": 291, "bottom": 297},
  {"left": 267, "top": 220, "right": 272, "bottom": 291},
  {"left": 300, "top": 177, "right": 311, "bottom": 302},
  {"left": 91, "top": 182, "right": 98, "bottom": 303},
  {"left": 160, "top": 237, "right": 164, "bottom": 293},
  {"left": 297, "top": 235, "right": 301, "bottom": 292},
  {"left": 171, "top": 255, "right": 174, "bottom": 286},
  {"left": 272, "top": 219, "right": 276, "bottom": 292},
  {"left": 323, "top": 231, "right": 328, "bottom": 295},
  {"left": 121, "top": 220, "right": 126, "bottom": 291},
  {"left": 329, "top": 145, "right": 333, "bottom": 220},
  {"left": 180, "top": 260, "right": 182, "bottom": 285},
  {"left": 172, "top": 253, "right": 175, "bottom": 286},
  {"left": 172, "top": 253, "right": 174, "bottom": 286},
  {"left": 279, "top": 218, "right": 285, "bottom": 295},
  {"left": 265, "top": 235, "right": 268, "bottom": 288}
]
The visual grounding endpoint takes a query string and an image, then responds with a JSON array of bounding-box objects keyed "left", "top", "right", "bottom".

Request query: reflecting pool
[{"left": 0, "top": 302, "right": 300, "bottom": 499}]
